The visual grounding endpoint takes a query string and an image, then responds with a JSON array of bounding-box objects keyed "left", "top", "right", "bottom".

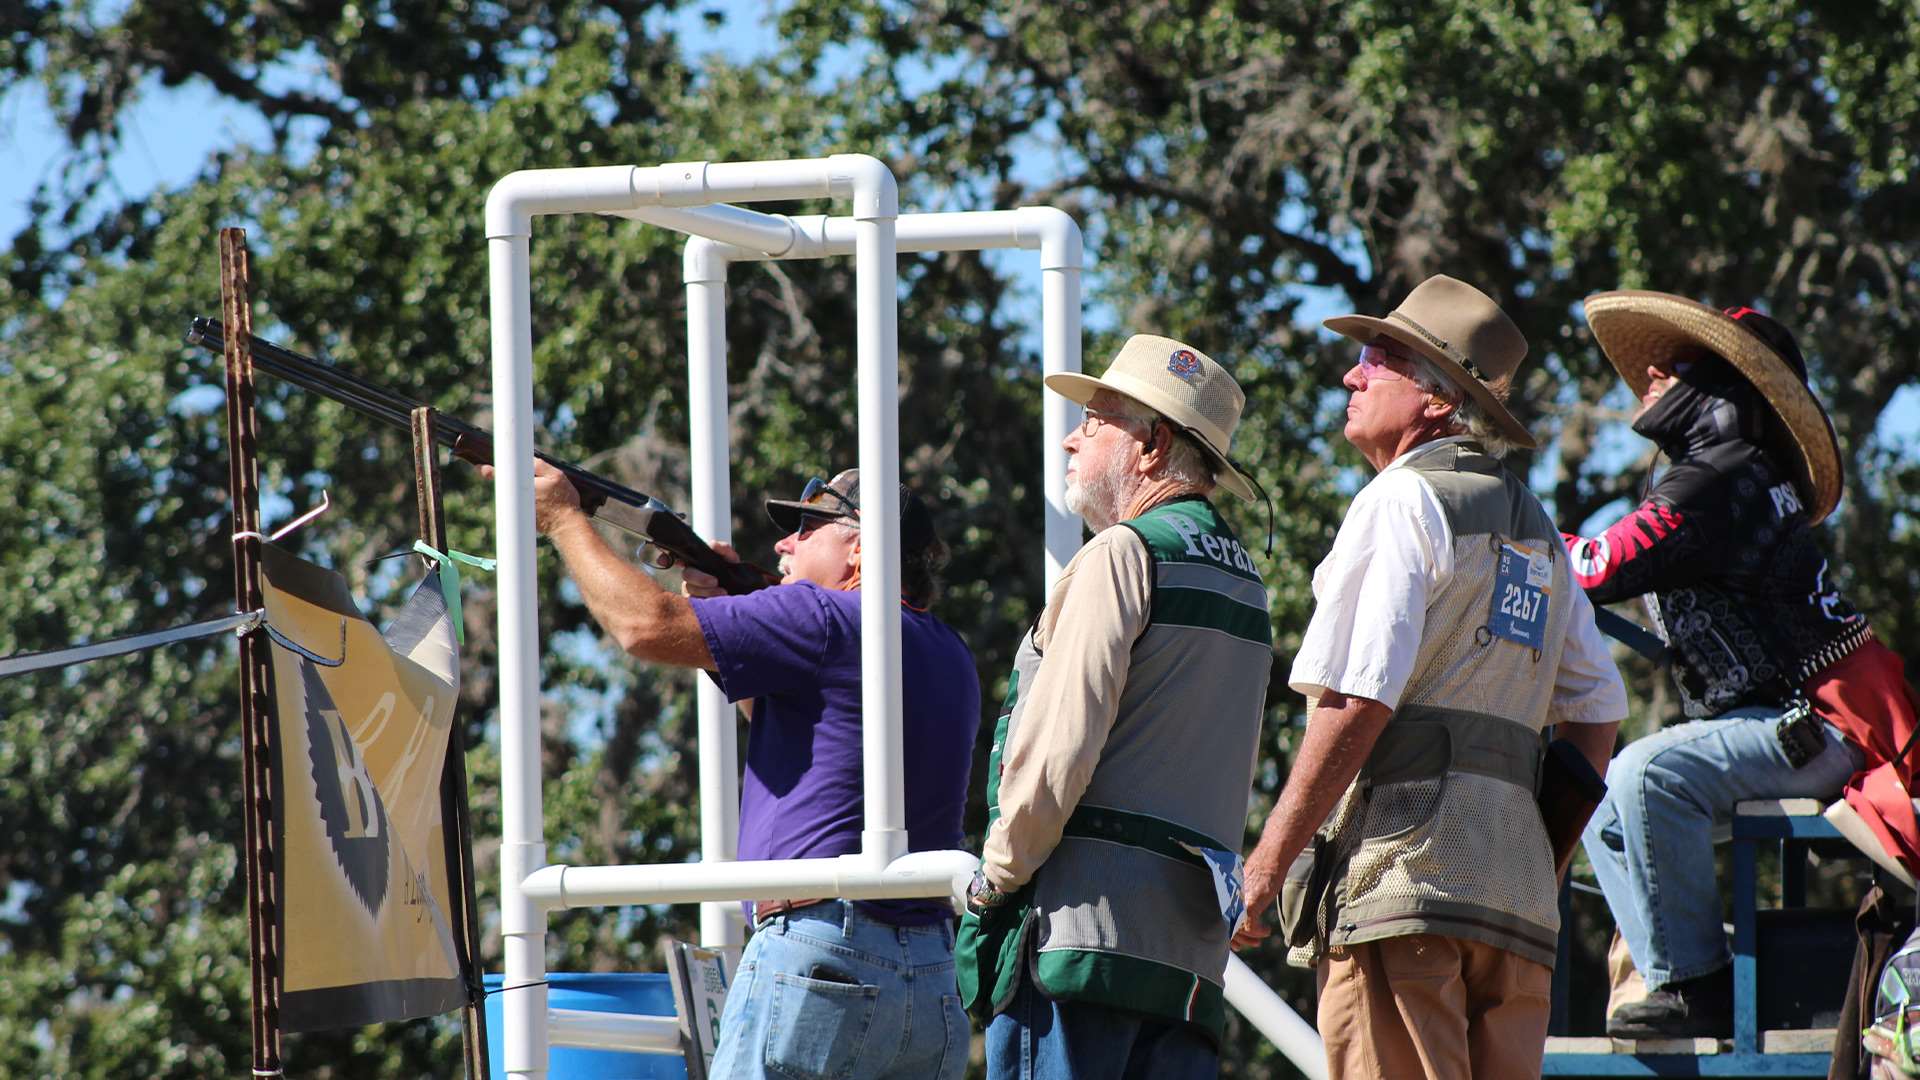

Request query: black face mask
[{"left": 1630, "top": 355, "right": 1772, "bottom": 459}]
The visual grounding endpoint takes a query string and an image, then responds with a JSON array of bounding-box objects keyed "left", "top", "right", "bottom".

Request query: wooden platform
[
  {"left": 1546, "top": 1029, "right": 1835, "bottom": 1055},
  {"left": 1544, "top": 1030, "right": 1836, "bottom": 1076}
]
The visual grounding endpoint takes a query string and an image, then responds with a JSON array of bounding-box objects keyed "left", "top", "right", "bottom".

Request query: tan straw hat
[
  {"left": 1323, "top": 274, "right": 1538, "bottom": 450},
  {"left": 1045, "top": 334, "right": 1257, "bottom": 500},
  {"left": 1583, "top": 289, "right": 1842, "bottom": 524}
]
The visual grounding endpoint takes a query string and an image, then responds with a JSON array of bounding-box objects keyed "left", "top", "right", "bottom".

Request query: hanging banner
[{"left": 260, "top": 542, "right": 468, "bottom": 1031}]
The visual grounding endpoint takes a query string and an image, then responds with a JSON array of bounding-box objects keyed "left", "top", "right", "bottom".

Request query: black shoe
[{"left": 1605, "top": 967, "right": 1733, "bottom": 1039}]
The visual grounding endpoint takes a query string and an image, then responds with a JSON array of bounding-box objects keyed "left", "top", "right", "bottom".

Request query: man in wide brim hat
[
  {"left": 959, "top": 334, "right": 1273, "bottom": 1078},
  {"left": 1323, "top": 272, "right": 1540, "bottom": 452},
  {"left": 1583, "top": 289, "right": 1843, "bottom": 523},
  {"left": 1565, "top": 292, "right": 1919, "bottom": 1041},
  {"left": 1234, "top": 275, "right": 1627, "bottom": 1080},
  {"left": 1043, "top": 334, "right": 1260, "bottom": 501}
]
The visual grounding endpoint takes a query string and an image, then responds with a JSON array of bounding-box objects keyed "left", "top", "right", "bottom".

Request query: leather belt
[{"left": 752, "top": 898, "right": 830, "bottom": 926}]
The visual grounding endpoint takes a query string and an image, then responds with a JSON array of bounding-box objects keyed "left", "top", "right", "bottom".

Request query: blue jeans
[
  {"left": 985, "top": 974, "right": 1218, "bottom": 1080},
  {"left": 1581, "top": 706, "right": 1864, "bottom": 989},
  {"left": 709, "top": 900, "right": 968, "bottom": 1080}
]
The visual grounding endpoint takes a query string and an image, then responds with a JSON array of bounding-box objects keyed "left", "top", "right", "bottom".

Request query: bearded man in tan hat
[
  {"left": 1564, "top": 294, "right": 1920, "bottom": 1039},
  {"left": 1232, "top": 275, "right": 1627, "bottom": 1079},
  {"left": 954, "top": 334, "right": 1272, "bottom": 1079}
]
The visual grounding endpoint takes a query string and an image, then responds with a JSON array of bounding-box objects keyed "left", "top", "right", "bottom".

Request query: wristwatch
[{"left": 966, "top": 868, "right": 1010, "bottom": 914}]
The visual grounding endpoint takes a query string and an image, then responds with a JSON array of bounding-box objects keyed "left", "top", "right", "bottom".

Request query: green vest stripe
[
  {"left": 1033, "top": 949, "right": 1228, "bottom": 1045},
  {"left": 1153, "top": 588, "right": 1272, "bottom": 645},
  {"left": 1063, "top": 803, "right": 1233, "bottom": 867}
]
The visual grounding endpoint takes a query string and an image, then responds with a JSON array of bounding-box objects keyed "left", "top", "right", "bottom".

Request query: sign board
[{"left": 663, "top": 939, "right": 738, "bottom": 1079}]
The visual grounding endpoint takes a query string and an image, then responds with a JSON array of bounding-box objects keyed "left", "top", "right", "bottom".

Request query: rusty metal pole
[
  {"left": 220, "top": 227, "right": 283, "bottom": 1075},
  {"left": 412, "top": 407, "right": 490, "bottom": 1080}
]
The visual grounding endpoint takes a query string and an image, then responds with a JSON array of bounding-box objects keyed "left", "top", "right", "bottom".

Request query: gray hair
[
  {"left": 1106, "top": 395, "right": 1218, "bottom": 490},
  {"left": 1408, "top": 357, "right": 1516, "bottom": 459}
]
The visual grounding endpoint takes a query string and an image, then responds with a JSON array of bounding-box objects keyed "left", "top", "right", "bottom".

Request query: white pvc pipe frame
[{"left": 485, "top": 155, "right": 1320, "bottom": 1077}]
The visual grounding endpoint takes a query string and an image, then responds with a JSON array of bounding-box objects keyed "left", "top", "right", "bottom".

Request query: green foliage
[{"left": 3, "top": 0, "right": 1918, "bottom": 1075}]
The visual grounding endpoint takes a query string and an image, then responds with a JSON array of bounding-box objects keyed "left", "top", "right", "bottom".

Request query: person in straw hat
[
  {"left": 955, "top": 334, "right": 1272, "bottom": 1079},
  {"left": 1232, "top": 275, "right": 1627, "bottom": 1080},
  {"left": 1564, "top": 292, "right": 1920, "bottom": 1038}
]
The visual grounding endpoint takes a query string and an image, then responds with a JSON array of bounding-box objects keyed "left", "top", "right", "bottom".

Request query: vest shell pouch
[{"left": 1279, "top": 834, "right": 1334, "bottom": 949}]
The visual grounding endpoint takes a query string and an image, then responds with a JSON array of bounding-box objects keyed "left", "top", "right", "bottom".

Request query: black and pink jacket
[{"left": 1560, "top": 363, "right": 1868, "bottom": 717}]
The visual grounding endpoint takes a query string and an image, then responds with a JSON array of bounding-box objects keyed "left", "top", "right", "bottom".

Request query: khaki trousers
[{"left": 1316, "top": 934, "right": 1552, "bottom": 1080}]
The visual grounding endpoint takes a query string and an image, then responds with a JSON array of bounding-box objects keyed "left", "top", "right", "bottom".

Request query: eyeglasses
[
  {"left": 1076, "top": 407, "right": 1156, "bottom": 440},
  {"left": 795, "top": 511, "right": 846, "bottom": 537},
  {"left": 1355, "top": 343, "right": 1417, "bottom": 384},
  {"left": 799, "top": 476, "right": 861, "bottom": 520}
]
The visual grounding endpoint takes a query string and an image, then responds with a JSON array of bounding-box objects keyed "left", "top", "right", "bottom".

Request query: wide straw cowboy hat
[
  {"left": 1323, "top": 275, "right": 1538, "bottom": 450},
  {"left": 1045, "top": 334, "right": 1258, "bottom": 500},
  {"left": 1583, "top": 290, "right": 1843, "bottom": 525}
]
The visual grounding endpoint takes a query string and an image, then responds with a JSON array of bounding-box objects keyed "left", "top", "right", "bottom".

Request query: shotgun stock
[{"left": 186, "top": 317, "right": 778, "bottom": 596}]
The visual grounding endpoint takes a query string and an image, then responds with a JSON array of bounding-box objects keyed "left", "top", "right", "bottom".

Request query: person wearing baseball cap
[
  {"left": 510, "top": 457, "right": 981, "bottom": 1080},
  {"left": 958, "top": 334, "right": 1272, "bottom": 1078},
  {"left": 1564, "top": 293, "right": 1920, "bottom": 1038},
  {"left": 1232, "top": 275, "right": 1627, "bottom": 1079}
]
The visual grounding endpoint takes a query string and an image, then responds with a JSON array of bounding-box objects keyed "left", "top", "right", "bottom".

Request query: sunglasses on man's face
[
  {"left": 798, "top": 476, "right": 861, "bottom": 520},
  {"left": 1355, "top": 343, "right": 1418, "bottom": 383},
  {"left": 795, "top": 511, "right": 849, "bottom": 537}
]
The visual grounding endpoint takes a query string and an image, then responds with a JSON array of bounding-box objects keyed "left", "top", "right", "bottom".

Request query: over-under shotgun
[{"left": 186, "top": 316, "right": 778, "bottom": 596}]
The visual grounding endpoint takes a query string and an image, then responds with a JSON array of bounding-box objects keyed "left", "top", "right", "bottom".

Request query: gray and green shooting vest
[
  {"left": 1289, "top": 440, "right": 1574, "bottom": 970},
  {"left": 959, "top": 497, "right": 1271, "bottom": 1041}
]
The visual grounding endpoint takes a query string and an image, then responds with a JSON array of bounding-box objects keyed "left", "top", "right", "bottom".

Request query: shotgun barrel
[{"left": 185, "top": 317, "right": 777, "bottom": 596}]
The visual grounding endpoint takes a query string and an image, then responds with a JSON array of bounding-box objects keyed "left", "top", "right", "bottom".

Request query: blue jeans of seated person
[
  {"left": 1581, "top": 705, "right": 1865, "bottom": 991},
  {"left": 708, "top": 900, "right": 967, "bottom": 1080},
  {"left": 986, "top": 975, "right": 1219, "bottom": 1080}
]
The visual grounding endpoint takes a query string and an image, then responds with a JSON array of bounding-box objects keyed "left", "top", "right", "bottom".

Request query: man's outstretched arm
[{"left": 485, "top": 460, "right": 715, "bottom": 670}]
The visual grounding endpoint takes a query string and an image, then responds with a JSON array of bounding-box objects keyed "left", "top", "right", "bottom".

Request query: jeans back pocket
[{"left": 764, "top": 970, "right": 881, "bottom": 1080}]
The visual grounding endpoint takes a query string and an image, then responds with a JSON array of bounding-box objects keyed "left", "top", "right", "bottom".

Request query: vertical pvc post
[
  {"left": 684, "top": 238, "right": 744, "bottom": 949},
  {"left": 843, "top": 160, "right": 908, "bottom": 866},
  {"left": 1036, "top": 222, "right": 1083, "bottom": 591},
  {"left": 488, "top": 230, "right": 550, "bottom": 1079}
]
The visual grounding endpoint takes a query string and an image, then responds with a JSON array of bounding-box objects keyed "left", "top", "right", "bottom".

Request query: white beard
[{"left": 1065, "top": 461, "right": 1131, "bottom": 532}]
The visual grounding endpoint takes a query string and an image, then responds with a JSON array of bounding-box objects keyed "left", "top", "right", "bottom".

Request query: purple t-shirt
[{"left": 691, "top": 581, "right": 980, "bottom": 925}]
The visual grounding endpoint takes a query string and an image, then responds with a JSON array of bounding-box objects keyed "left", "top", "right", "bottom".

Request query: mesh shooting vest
[
  {"left": 1291, "top": 441, "right": 1573, "bottom": 970},
  {"left": 971, "top": 497, "right": 1271, "bottom": 1040}
]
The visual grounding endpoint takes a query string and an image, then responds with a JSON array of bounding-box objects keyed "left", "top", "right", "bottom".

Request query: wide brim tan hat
[
  {"left": 1583, "top": 290, "right": 1842, "bottom": 524},
  {"left": 1323, "top": 274, "right": 1538, "bottom": 450},
  {"left": 1045, "top": 334, "right": 1256, "bottom": 500}
]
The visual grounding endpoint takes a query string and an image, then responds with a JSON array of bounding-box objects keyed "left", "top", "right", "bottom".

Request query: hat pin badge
[{"left": 1167, "top": 348, "right": 1202, "bottom": 382}]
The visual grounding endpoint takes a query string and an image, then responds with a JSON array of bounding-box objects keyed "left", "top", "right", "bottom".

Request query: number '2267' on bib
[{"left": 1488, "top": 540, "right": 1552, "bottom": 649}]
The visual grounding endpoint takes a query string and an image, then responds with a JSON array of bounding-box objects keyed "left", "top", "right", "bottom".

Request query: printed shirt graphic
[{"left": 261, "top": 543, "right": 466, "bottom": 1032}]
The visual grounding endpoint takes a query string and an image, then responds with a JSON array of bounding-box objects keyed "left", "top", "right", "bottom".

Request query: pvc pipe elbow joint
[
  {"left": 1018, "top": 205, "right": 1083, "bottom": 271},
  {"left": 828, "top": 154, "right": 899, "bottom": 221},
  {"left": 486, "top": 166, "right": 641, "bottom": 238}
]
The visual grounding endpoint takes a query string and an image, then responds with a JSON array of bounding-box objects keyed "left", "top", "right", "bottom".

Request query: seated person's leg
[{"left": 1582, "top": 705, "right": 1862, "bottom": 1035}]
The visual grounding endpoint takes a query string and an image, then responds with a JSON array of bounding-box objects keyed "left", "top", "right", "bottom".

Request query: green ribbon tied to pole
[{"left": 411, "top": 540, "right": 495, "bottom": 645}]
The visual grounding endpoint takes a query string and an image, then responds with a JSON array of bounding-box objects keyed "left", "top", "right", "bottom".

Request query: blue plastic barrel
[{"left": 483, "top": 972, "right": 687, "bottom": 1079}]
